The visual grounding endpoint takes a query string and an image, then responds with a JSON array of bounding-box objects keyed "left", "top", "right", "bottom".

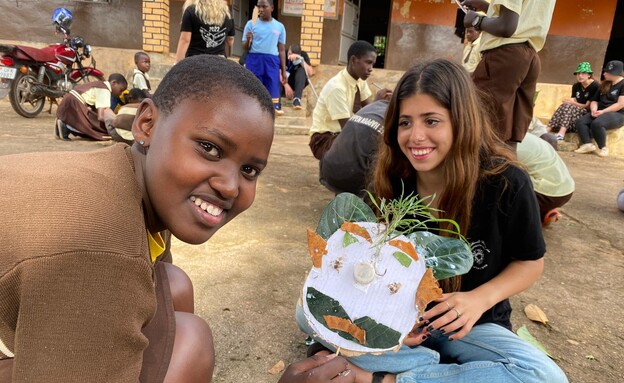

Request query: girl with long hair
[
  {"left": 175, "top": 0, "right": 235, "bottom": 60},
  {"left": 309, "top": 59, "right": 568, "bottom": 383}
]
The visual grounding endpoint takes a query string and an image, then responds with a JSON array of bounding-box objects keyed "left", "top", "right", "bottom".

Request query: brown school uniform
[
  {"left": 0, "top": 144, "right": 174, "bottom": 382},
  {"left": 56, "top": 81, "right": 111, "bottom": 141}
]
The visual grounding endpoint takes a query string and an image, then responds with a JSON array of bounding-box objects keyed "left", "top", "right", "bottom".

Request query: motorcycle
[{"left": 0, "top": 8, "right": 104, "bottom": 118}]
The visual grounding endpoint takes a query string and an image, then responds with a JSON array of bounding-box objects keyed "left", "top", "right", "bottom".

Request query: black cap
[{"left": 603, "top": 60, "right": 624, "bottom": 76}]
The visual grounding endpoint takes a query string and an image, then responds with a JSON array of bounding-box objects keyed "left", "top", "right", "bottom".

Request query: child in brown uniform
[
  {"left": 55, "top": 73, "right": 127, "bottom": 141},
  {"left": 0, "top": 55, "right": 352, "bottom": 383}
]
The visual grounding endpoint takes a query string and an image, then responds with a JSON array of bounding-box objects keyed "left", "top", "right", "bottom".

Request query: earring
[{"left": 139, "top": 140, "right": 145, "bottom": 146}]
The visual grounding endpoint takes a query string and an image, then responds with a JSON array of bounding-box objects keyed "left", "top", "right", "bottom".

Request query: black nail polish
[
  {"left": 424, "top": 320, "right": 431, "bottom": 326},
  {"left": 417, "top": 316, "right": 424, "bottom": 322},
  {"left": 416, "top": 327, "right": 423, "bottom": 333},
  {"left": 427, "top": 325, "right": 434, "bottom": 332},
  {"left": 439, "top": 328, "right": 446, "bottom": 334}
]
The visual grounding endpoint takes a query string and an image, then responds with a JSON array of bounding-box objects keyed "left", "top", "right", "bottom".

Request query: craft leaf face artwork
[
  {"left": 301, "top": 192, "right": 474, "bottom": 355},
  {"left": 302, "top": 221, "right": 440, "bottom": 354}
]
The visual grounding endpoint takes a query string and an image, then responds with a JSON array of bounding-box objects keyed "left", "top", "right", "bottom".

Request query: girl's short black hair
[{"left": 152, "top": 55, "right": 274, "bottom": 119}]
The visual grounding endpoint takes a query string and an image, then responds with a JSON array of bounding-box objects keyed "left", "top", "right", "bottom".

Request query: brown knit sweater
[{"left": 0, "top": 144, "right": 156, "bottom": 382}]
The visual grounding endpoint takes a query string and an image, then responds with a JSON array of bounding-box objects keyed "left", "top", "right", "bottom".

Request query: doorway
[
  {"left": 603, "top": 0, "right": 623, "bottom": 71},
  {"left": 357, "top": 0, "right": 391, "bottom": 68}
]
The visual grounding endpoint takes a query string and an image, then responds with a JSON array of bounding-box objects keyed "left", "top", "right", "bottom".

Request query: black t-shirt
[
  {"left": 181, "top": 5, "right": 235, "bottom": 57},
  {"left": 593, "top": 79, "right": 624, "bottom": 114},
  {"left": 396, "top": 164, "right": 545, "bottom": 330},
  {"left": 571, "top": 81, "right": 599, "bottom": 104},
  {"left": 320, "top": 100, "right": 388, "bottom": 196}
]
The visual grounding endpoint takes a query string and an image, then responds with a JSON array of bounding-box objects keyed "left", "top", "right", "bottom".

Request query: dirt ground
[{"left": 0, "top": 98, "right": 622, "bottom": 382}]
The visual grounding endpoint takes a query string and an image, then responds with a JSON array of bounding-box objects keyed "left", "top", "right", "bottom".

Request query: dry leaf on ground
[
  {"left": 524, "top": 303, "right": 549, "bottom": 326},
  {"left": 268, "top": 360, "right": 285, "bottom": 375}
]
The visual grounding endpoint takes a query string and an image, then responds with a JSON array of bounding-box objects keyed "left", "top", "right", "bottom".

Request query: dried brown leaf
[
  {"left": 268, "top": 360, "right": 285, "bottom": 375},
  {"left": 524, "top": 303, "right": 549, "bottom": 325}
]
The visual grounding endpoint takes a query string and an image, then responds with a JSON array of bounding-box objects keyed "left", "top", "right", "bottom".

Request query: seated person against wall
[
  {"left": 309, "top": 40, "right": 389, "bottom": 160},
  {"left": 55, "top": 73, "right": 128, "bottom": 141},
  {"left": 574, "top": 60, "right": 624, "bottom": 158},
  {"left": 104, "top": 88, "right": 149, "bottom": 145},
  {"left": 517, "top": 132, "right": 575, "bottom": 226},
  {"left": 283, "top": 44, "right": 314, "bottom": 110},
  {"left": 618, "top": 187, "right": 624, "bottom": 212},
  {"left": 319, "top": 99, "right": 390, "bottom": 196},
  {"left": 547, "top": 62, "right": 599, "bottom": 140}
]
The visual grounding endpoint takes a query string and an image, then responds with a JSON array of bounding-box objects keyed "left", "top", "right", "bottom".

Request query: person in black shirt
[
  {"left": 319, "top": 99, "right": 389, "bottom": 196},
  {"left": 283, "top": 44, "right": 314, "bottom": 110},
  {"left": 316, "top": 59, "right": 567, "bottom": 382},
  {"left": 574, "top": 60, "right": 624, "bottom": 157},
  {"left": 547, "top": 62, "right": 599, "bottom": 140},
  {"left": 175, "top": 0, "right": 235, "bottom": 61}
]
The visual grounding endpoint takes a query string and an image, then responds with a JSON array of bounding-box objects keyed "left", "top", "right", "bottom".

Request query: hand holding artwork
[
  {"left": 414, "top": 292, "right": 490, "bottom": 341},
  {"left": 278, "top": 354, "right": 354, "bottom": 383}
]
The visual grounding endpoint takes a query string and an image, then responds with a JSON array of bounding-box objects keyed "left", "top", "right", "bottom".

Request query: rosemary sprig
[{"left": 364, "top": 187, "right": 465, "bottom": 253}]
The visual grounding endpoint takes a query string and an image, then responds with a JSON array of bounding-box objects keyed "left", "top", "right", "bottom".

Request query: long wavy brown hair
[{"left": 372, "top": 59, "right": 516, "bottom": 292}]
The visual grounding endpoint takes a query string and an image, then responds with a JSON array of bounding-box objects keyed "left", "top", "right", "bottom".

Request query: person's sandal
[{"left": 543, "top": 209, "right": 561, "bottom": 227}]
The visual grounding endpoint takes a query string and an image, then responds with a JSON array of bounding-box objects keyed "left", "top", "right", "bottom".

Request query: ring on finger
[{"left": 453, "top": 308, "right": 462, "bottom": 319}]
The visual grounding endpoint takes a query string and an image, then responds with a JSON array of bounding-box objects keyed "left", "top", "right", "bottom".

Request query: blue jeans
[{"left": 295, "top": 305, "right": 568, "bottom": 382}]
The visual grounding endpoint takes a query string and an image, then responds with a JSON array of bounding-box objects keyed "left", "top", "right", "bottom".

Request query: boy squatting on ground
[
  {"left": 308, "top": 40, "right": 391, "bottom": 160},
  {"left": 55, "top": 73, "right": 127, "bottom": 141}
]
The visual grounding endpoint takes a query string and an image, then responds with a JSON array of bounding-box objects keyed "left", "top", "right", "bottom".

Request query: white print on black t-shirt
[
  {"left": 470, "top": 240, "right": 490, "bottom": 270},
  {"left": 611, "top": 89, "right": 619, "bottom": 96},
  {"left": 199, "top": 25, "right": 227, "bottom": 49},
  {"left": 349, "top": 115, "right": 383, "bottom": 134}
]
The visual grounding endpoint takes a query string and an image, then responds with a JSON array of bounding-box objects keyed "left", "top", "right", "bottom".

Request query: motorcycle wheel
[{"left": 9, "top": 71, "right": 45, "bottom": 118}]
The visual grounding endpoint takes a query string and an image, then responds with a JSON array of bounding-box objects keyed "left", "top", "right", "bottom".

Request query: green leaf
[
  {"left": 343, "top": 232, "right": 358, "bottom": 247},
  {"left": 316, "top": 193, "right": 376, "bottom": 240},
  {"left": 306, "top": 287, "right": 401, "bottom": 349},
  {"left": 392, "top": 251, "right": 412, "bottom": 267},
  {"left": 516, "top": 325, "right": 558, "bottom": 360},
  {"left": 353, "top": 316, "right": 401, "bottom": 349},
  {"left": 405, "top": 231, "right": 473, "bottom": 280}
]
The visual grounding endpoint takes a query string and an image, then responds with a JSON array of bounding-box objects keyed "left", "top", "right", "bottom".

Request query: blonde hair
[{"left": 183, "top": 0, "right": 231, "bottom": 26}]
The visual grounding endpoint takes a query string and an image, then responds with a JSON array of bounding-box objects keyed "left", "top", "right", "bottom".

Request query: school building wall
[
  {"left": 385, "top": 0, "right": 617, "bottom": 84},
  {"left": 0, "top": 0, "right": 143, "bottom": 50}
]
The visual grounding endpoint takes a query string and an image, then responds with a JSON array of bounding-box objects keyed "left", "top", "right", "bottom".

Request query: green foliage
[
  {"left": 306, "top": 287, "right": 401, "bottom": 348},
  {"left": 516, "top": 325, "right": 557, "bottom": 360},
  {"left": 405, "top": 231, "right": 473, "bottom": 280},
  {"left": 316, "top": 193, "right": 376, "bottom": 240},
  {"left": 343, "top": 231, "right": 358, "bottom": 247},
  {"left": 314, "top": 192, "right": 473, "bottom": 280},
  {"left": 392, "top": 251, "right": 412, "bottom": 268}
]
